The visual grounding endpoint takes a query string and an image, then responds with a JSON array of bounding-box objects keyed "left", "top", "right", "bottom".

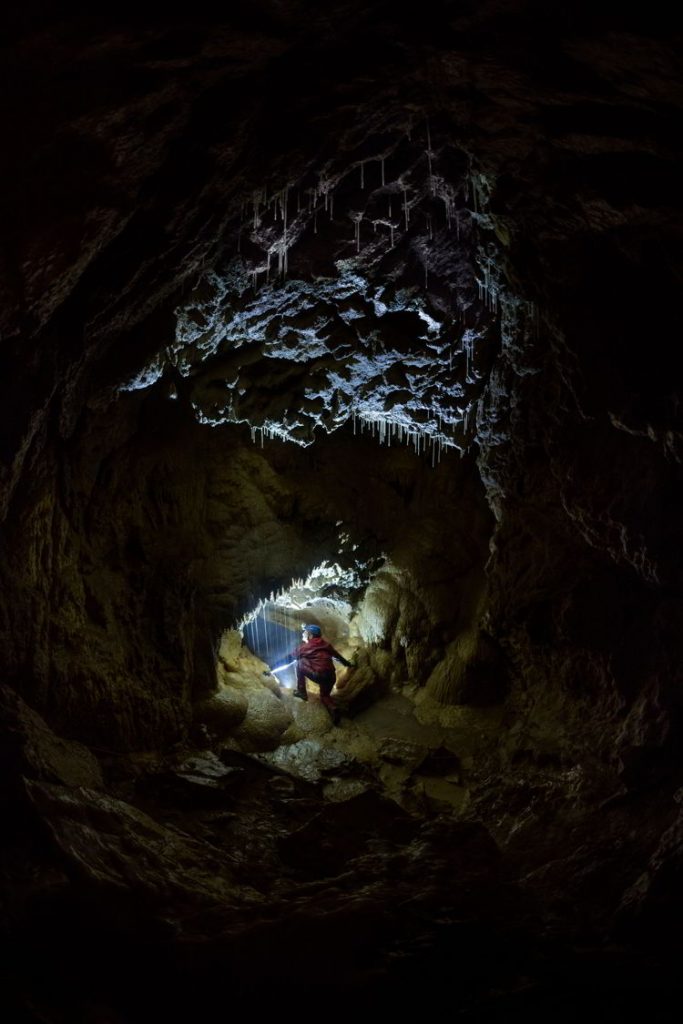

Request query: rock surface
[{"left": 0, "top": 1, "right": 682, "bottom": 1019}]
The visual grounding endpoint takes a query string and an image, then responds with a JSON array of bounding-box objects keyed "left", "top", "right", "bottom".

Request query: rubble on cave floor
[
  {"left": 252, "top": 686, "right": 501, "bottom": 815},
  {"left": 4, "top": 684, "right": 682, "bottom": 1019}
]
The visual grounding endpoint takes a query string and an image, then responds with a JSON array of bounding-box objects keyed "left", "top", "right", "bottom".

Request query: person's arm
[
  {"left": 265, "top": 647, "right": 299, "bottom": 673},
  {"left": 329, "top": 645, "right": 353, "bottom": 668}
]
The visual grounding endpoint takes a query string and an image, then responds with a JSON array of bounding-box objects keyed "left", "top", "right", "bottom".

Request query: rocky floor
[{"left": 3, "top": 684, "right": 681, "bottom": 1022}]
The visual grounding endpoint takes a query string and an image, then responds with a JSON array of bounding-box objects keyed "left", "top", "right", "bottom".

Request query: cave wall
[
  {"left": 476, "top": 254, "right": 681, "bottom": 780},
  {"left": 0, "top": 4, "right": 681, "bottom": 790}
]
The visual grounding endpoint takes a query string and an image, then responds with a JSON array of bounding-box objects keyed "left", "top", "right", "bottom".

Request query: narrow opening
[{"left": 239, "top": 560, "right": 358, "bottom": 691}]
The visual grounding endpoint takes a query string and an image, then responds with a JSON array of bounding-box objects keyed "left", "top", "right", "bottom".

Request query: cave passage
[{"left": 240, "top": 559, "right": 358, "bottom": 689}]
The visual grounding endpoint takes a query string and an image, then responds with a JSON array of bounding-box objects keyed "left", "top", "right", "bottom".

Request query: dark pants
[{"left": 296, "top": 668, "right": 337, "bottom": 715}]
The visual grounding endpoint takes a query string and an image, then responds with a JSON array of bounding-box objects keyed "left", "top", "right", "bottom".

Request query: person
[{"left": 276, "top": 624, "right": 353, "bottom": 725}]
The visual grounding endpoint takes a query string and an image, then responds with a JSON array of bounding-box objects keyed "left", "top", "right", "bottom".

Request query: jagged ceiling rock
[
  {"left": 159, "top": 128, "right": 505, "bottom": 451},
  {"left": 5, "top": 0, "right": 678, "bottom": 513}
]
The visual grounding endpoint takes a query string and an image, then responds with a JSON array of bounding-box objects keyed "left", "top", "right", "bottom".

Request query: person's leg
[
  {"left": 317, "top": 673, "right": 340, "bottom": 722},
  {"left": 295, "top": 667, "right": 308, "bottom": 699}
]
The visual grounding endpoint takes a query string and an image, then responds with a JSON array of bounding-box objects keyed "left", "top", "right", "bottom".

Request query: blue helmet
[{"left": 303, "top": 624, "right": 321, "bottom": 637}]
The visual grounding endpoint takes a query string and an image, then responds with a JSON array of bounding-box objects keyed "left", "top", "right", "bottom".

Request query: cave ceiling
[
  {"left": 163, "top": 125, "right": 503, "bottom": 453},
  {"left": 3, "top": 0, "right": 680, "bottom": 515}
]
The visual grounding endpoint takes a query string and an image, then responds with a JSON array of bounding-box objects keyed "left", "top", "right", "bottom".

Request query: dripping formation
[{"left": 158, "top": 122, "right": 515, "bottom": 459}]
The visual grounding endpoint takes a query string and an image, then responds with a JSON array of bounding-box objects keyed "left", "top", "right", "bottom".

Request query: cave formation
[{"left": 1, "top": 2, "right": 682, "bottom": 1019}]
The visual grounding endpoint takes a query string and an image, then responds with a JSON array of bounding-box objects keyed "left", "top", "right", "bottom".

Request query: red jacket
[{"left": 291, "top": 637, "right": 350, "bottom": 677}]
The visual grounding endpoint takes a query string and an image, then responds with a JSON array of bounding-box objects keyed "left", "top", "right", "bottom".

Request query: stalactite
[
  {"left": 222, "top": 143, "right": 499, "bottom": 466},
  {"left": 349, "top": 408, "right": 455, "bottom": 466},
  {"left": 281, "top": 187, "right": 289, "bottom": 279},
  {"left": 252, "top": 189, "right": 263, "bottom": 230},
  {"left": 351, "top": 212, "right": 363, "bottom": 253}
]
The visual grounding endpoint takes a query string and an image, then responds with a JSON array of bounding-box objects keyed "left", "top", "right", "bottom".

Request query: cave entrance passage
[{"left": 241, "top": 561, "right": 354, "bottom": 689}]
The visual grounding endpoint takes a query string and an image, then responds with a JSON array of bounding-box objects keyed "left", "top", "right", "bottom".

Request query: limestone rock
[
  {"left": 257, "top": 738, "right": 357, "bottom": 784},
  {"left": 231, "top": 687, "right": 293, "bottom": 752},
  {"left": 278, "top": 789, "right": 418, "bottom": 877},
  {"left": 378, "top": 738, "right": 427, "bottom": 769},
  {"left": 194, "top": 686, "right": 249, "bottom": 735},
  {"left": 425, "top": 630, "right": 507, "bottom": 706},
  {"left": 0, "top": 686, "right": 102, "bottom": 792},
  {"left": 24, "top": 778, "right": 256, "bottom": 910},
  {"left": 134, "top": 751, "right": 246, "bottom": 808}
]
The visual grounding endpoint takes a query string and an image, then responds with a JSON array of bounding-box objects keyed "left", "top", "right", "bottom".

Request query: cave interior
[{"left": 1, "top": 2, "right": 682, "bottom": 1020}]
